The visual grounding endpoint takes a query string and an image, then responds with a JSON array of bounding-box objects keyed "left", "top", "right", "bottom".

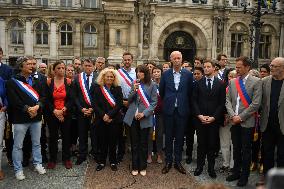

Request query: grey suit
[
  {"left": 123, "top": 81, "right": 157, "bottom": 129},
  {"left": 226, "top": 74, "right": 262, "bottom": 128},
  {"left": 225, "top": 74, "right": 262, "bottom": 179},
  {"left": 260, "top": 75, "right": 284, "bottom": 134}
]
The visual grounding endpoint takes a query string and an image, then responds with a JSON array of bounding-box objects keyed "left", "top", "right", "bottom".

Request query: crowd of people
[{"left": 0, "top": 46, "right": 283, "bottom": 188}]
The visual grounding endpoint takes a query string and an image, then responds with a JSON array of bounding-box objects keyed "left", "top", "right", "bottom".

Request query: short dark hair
[
  {"left": 152, "top": 66, "right": 163, "bottom": 74},
  {"left": 83, "top": 58, "right": 94, "bottom": 65},
  {"left": 135, "top": 65, "right": 151, "bottom": 85},
  {"left": 53, "top": 60, "right": 65, "bottom": 71},
  {"left": 122, "top": 52, "right": 133, "bottom": 60},
  {"left": 217, "top": 54, "right": 227, "bottom": 61},
  {"left": 203, "top": 59, "right": 215, "bottom": 67},
  {"left": 193, "top": 66, "right": 204, "bottom": 74},
  {"left": 0, "top": 47, "right": 3, "bottom": 54},
  {"left": 147, "top": 61, "right": 156, "bottom": 67},
  {"left": 260, "top": 63, "right": 270, "bottom": 73},
  {"left": 194, "top": 56, "right": 203, "bottom": 63},
  {"left": 236, "top": 56, "right": 251, "bottom": 67}
]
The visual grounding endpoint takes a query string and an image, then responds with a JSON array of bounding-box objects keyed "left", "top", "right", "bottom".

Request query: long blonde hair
[{"left": 96, "top": 68, "right": 120, "bottom": 87}]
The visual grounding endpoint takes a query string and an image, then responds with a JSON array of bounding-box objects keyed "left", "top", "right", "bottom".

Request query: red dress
[{"left": 53, "top": 84, "right": 66, "bottom": 110}]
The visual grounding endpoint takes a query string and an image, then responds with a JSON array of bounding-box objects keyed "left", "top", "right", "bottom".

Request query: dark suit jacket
[
  {"left": 92, "top": 84, "right": 123, "bottom": 124},
  {"left": 6, "top": 74, "right": 45, "bottom": 123},
  {"left": 159, "top": 68, "right": 193, "bottom": 117},
  {"left": 192, "top": 77, "right": 226, "bottom": 126},
  {"left": 73, "top": 72, "right": 97, "bottom": 112},
  {"left": 0, "top": 63, "right": 13, "bottom": 81},
  {"left": 45, "top": 78, "right": 73, "bottom": 116}
]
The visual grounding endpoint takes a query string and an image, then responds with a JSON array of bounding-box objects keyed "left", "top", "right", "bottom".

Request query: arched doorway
[{"left": 164, "top": 31, "right": 196, "bottom": 63}]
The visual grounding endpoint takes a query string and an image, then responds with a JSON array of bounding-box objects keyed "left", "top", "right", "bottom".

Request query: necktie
[
  {"left": 207, "top": 78, "right": 212, "bottom": 90},
  {"left": 86, "top": 74, "right": 90, "bottom": 89}
]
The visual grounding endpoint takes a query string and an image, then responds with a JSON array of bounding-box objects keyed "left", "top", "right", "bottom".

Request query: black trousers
[
  {"left": 96, "top": 121, "right": 119, "bottom": 165},
  {"left": 231, "top": 125, "right": 253, "bottom": 178},
  {"left": 4, "top": 120, "right": 13, "bottom": 161},
  {"left": 130, "top": 120, "right": 149, "bottom": 171},
  {"left": 262, "top": 121, "right": 284, "bottom": 175},
  {"left": 77, "top": 114, "right": 94, "bottom": 159},
  {"left": 251, "top": 130, "right": 263, "bottom": 164},
  {"left": 41, "top": 117, "right": 48, "bottom": 157},
  {"left": 186, "top": 117, "right": 195, "bottom": 160},
  {"left": 196, "top": 123, "right": 219, "bottom": 170},
  {"left": 70, "top": 118, "right": 78, "bottom": 146},
  {"left": 48, "top": 115, "right": 71, "bottom": 162}
]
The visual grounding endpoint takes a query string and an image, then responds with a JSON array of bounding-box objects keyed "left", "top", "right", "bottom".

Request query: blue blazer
[{"left": 159, "top": 68, "right": 193, "bottom": 117}]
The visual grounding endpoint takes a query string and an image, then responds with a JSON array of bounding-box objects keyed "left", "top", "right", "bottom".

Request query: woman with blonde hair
[{"left": 92, "top": 68, "right": 123, "bottom": 171}]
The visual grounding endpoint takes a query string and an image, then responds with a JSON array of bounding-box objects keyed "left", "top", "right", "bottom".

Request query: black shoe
[
  {"left": 226, "top": 174, "right": 240, "bottom": 182},
  {"left": 194, "top": 167, "right": 203, "bottom": 176},
  {"left": 208, "top": 169, "right": 217, "bottom": 179},
  {"left": 186, "top": 157, "right": 192, "bottom": 164},
  {"left": 237, "top": 177, "right": 248, "bottom": 187},
  {"left": 110, "top": 164, "right": 118, "bottom": 171},
  {"left": 219, "top": 166, "right": 229, "bottom": 173},
  {"left": 96, "top": 164, "right": 105, "bottom": 171},
  {"left": 174, "top": 163, "right": 186, "bottom": 174},
  {"left": 162, "top": 163, "right": 172, "bottom": 174},
  {"left": 75, "top": 158, "right": 86, "bottom": 165}
]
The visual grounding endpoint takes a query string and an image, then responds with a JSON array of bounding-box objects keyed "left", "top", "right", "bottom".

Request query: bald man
[
  {"left": 260, "top": 57, "right": 284, "bottom": 177},
  {"left": 160, "top": 51, "right": 194, "bottom": 174},
  {"left": 38, "top": 63, "right": 47, "bottom": 75}
]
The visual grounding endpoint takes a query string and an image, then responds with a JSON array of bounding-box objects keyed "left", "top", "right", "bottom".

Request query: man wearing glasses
[{"left": 260, "top": 57, "right": 284, "bottom": 181}]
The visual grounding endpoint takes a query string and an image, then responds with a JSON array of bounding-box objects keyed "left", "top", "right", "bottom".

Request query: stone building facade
[{"left": 0, "top": 0, "right": 283, "bottom": 66}]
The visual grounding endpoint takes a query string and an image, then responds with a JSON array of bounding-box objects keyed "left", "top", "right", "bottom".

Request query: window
[
  {"left": 10, "top": 21, "right": 24, "bottom": 45},
  {"left": 60, "top": 24, "right": 73, "bottom": 46},
  {"left": 232, "top": 0, "right": 238, "bottom": 6},
  {"left": 12, "top": 0, "right": 23, "bottom": 5},
  {"left": 36, "top": 0, "right": 48, "bottom": 6},
  {"left": 116, "top": 30, "right": 121, "bottom": 45},
  {"left": 84, "top": 0, "right": 97, "bottom": 8},
  {"left": 192, "top": 0, "right": 207, "bottom": 3},
  {"left": 259, "top": 35, "right": 271, "bottom": 59},
  {"left": 35, "top": 22, "right": 48, "bottom": 45},
  {"left": 84, "top": 24, "right": 97, "bottom": 47},
  {"left": 61, "top": 0, "right": 72, "bottom": 7},
  {"left": 230, "top": 33, "right": 243, "bottom": 58}
]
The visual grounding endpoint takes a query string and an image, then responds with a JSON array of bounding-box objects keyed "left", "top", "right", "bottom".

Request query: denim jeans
[
  {"left": 0, "top": 112, "right": 6, "bottom": 171},
  {"left": 12, "top": 121, "right": 42, "bottom": 173}
]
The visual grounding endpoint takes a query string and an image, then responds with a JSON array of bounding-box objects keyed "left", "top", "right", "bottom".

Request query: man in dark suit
[
  {"left": 74, "top": 59, "right": 96, "bottom": 165},
  {"left": 217, "top": 54, "right": 229, "bottom": 84},
  {"left": 0, "top": 47, "right": 13, "bottom": 81},
  {"left": 192, "top": 60, "right": 226, "bottom": 178},
  {"left": 160, "top": 51, "right": 193, "bottom": 174}
]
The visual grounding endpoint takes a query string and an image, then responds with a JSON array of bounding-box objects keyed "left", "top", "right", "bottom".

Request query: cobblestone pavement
[{"left": 0, "top": 137, "right": 261, "bottom": 189}]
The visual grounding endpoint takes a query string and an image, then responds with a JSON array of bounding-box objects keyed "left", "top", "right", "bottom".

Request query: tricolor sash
[
  {"left": 118, "top": 68, "right": 133, "bottom": 87},
  {"left": 137, "top": 84, "right": 151, "bottom": 108},
  {"left": 78, "top": 73, "right": 92, "bottom": 106},
  {"left": 235, "top": 77, "right": 251, "bottom": 108},
  {"left": 12, "top": 78, "right": 39, "bottom": 102},
  {"left": 100, "top": 85, "right": 116, "bottom": 107},
  {"left": 235, "top": 77, "right": 259, "bottom": 140}
]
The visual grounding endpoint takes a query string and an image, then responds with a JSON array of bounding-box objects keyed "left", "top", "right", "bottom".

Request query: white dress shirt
[
  {"left": 119, "top": 67, "right": 136, "bottom": 99},
  {"left": 235, "top": 74, "right": 249, "bottom": 115},
  {"left": 173, "top": 69, "right": 181, "bottom": 107}
]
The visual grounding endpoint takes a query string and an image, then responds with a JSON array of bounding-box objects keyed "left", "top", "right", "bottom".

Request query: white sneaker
[
  {"left": 15, "top": 171, "right": 25, "bottom": 180},
  {"left": 140, "top": 170, "right": 146, "bottom": 176},
  {"left": 131, "top": 170, "right": 139, "bottom": 176},
  {"left": 35, "top": 164, "right": 46, "bottom": 175}
]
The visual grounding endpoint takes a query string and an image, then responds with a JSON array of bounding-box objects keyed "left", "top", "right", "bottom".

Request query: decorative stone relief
[{"left": 143, "top": 12, "right": 150, "bottom": 48}]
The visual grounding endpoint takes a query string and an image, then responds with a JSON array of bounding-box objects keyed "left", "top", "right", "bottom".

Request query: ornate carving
[
  {"left": 214, "top": 16, "right": 224, "bottom": 54},
  {"left": 143, "top": 11, "right": 150, "bottom": 48}
]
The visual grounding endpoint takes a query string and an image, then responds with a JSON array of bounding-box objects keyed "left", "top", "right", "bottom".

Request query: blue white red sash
[
  {"left": 12, "top": 78, "right": 39, "bottom": 102},
  {"left": 235, "top": 77, "right": 251, "bottom": 108},
  {"left": 78, "top": 73, "right": 92, "bottom": 106},
  {"left": 118, "top": 68, "right": 133, "bottom": 87},
  {"left": 137, "top": 84, "right": 151, "bottom": 108},
  {"left": 100, "top": 85, "right": 116, "bottom": 107}
]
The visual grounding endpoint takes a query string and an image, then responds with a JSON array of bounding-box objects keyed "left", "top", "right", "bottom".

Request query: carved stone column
[
  {"left": 212, "top": 16, "right": 218, "bottom": 59},
  {"left": 50, "top": 18, "right": 58, "bottom": 59},
  {"left": 74, "top": 19, "right": 81, "bottom": 57},
  {"left": 24, "top": 18, "right": 33, "bottom": 56},
  {"left": 0, "top": 17, "right": 6, "bottom": 55},
  {"left": 279, "top": 21, "right": 284, "bottom": 57},
  {"left": 138, "top": 11, "right": 144, "bottom": 59}
]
